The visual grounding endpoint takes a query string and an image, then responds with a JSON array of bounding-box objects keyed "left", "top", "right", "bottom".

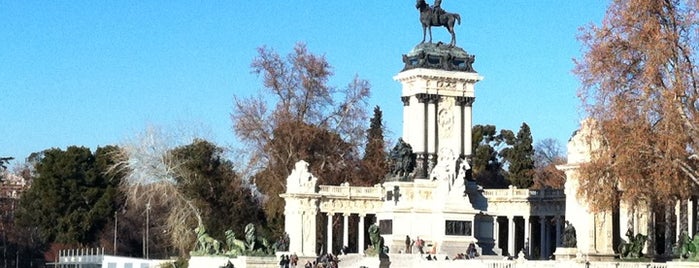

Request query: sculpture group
[
  {"left": 192, "top": 223, "right": 276, "bottom": 257},
  {"left": 389, "top": 138, "right": 415, "bottom": 180}
]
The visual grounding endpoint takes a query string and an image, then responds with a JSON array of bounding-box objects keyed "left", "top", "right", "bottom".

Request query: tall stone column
[
  {"left": 426, "top": 95, "right": 439, "bottom": 173},
  {"left": 691, "top": 197, "right": 697, "bottom": 235},
  {"left": 414, "top": 94, "right": 430, "bottom": 178},
  {"left": 343, "top": 213, "right": 350, "bottom": 249},
  {"left": 401, "top": 96, "right": 412, "bottom": 148},
  {"left": 507, "top": 216, "right": 515, "bottom": 257},
  {"left": 555, "top": 216, "right": 562, "bottom": 247},
  {"left": 540, "top": 217, "right": 547, "bottom": 260},
  {"left": 493, "top": 216, "right": 500, "bottom": 252},
  {"left": 456, "top": 96, "right": 475, "bottom": 157},
  {"left": 327, "top": 213, "right": 334, "bottom": 254},
  {"left": 358, "top": 214, "right": 366, "bottom": 253},
  {"left": 523, "top": 216, "right": 530, "bottom": 256},
  {"left": 306, "top": 211, "right": 318, "bottom": 256}
]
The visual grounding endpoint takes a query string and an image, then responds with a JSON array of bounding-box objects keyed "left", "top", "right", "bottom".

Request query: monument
[{"left": 374, "top": 0, "right": 490, "bottom": 256}]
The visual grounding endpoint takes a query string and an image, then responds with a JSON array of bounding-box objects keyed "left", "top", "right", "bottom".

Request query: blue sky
[{"left": 1, "top": 1, "right": 608, "bottom": 164}]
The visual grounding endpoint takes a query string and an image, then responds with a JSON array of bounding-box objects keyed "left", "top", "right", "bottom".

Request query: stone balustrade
[
  {"left": 482, "top": 186, "right": 564, "bottom": 201},
  {"left": 317, "top": 183, "right": 383, "bottom": 199}
]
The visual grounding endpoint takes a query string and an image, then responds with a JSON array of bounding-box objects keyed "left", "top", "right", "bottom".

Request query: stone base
[
  {"left": 668, "top": 261, "right": 699, "bottom": 268},
  {"left": 553, "top": 247, "right": 578, "bottom": 261},
  {"left": 357, "top": 257, "right": 391, "bottom": 268},
  {"left": 585, "top": 252, "right": 616, "bottom": 262},
  {"left": 188, "top": 256, "right": 278, "bottom": 268}
]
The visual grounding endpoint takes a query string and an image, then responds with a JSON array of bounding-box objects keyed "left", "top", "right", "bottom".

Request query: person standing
[
  {"left": 405, "top": 235, "right": 412, "bottom": 253},
  {"left": 416, "top": 237, "right": 424, "bottom": 254}
]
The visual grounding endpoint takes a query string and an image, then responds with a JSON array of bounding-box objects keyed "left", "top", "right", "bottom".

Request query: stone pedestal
[{"left": 553, "top": 247, "right": 578, "bottom": 261}]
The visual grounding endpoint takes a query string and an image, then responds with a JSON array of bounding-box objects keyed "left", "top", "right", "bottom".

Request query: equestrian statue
[{"left": 416, "top": 0, "right": 462, "bottom": 47}]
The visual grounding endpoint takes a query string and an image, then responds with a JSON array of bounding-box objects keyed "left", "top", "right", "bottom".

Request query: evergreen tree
[
  {"left": 0, "top": 156, "right": 12, "bottom": 181},
  {"left": 15, "top": 146, "right": 121, "bottom": 245},
  {"left": 501, "top": 123, "right": 535, "bottom": 188},
  {"left": 471, "top": 125, "right": 509, "bottom": 188},
  {"left": 360, "top": 106, "right": 388, "bottom": 186},
  {"left": 169, "top": 139, "right": 265, "bottom": 240}
]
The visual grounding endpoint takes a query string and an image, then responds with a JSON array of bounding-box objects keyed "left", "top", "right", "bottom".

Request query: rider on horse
[{"left": 433, "top": 0, "right": 445, "bottom": 16}]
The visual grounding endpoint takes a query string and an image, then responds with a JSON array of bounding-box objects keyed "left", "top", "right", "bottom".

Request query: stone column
[
  {"left": 677, "top": 200, "right": 682, "bottom": 242},
  {"left": 456, "top": 97, "right": 474, "bottom": 157},
  {"left": 426, "top": 95, "right": 439, "bottom": 174},
  {"left": 327, "top": 213, "right": 334, "bottom": 254},
  {"left": 540, "top": 216, "right": 547, "bottom": 260},
  {"left": 414, "top": 94, "right": 429, "bottom": 178},
  {"left": 493, "top": 216, "right": 500, "bottom": 253},
  {"left": 691, "top": 197, "right": 697, "bottom": 235},
  {"left": 555, "top": 216, "right": 562, "bottom": 247},
  {"left": 523, "top": 216, "right": 530, "bottom": 256},
  {"left": 307, "top": 211, "right": 318, "bottom": 256},
  {"left": 401, "top": 96, "right": 411, "bottom": 144},
  {"left": 507, "top": 216, "right": 515, "bottom": 257},
  {"left": 358, "top": 214, "right": 366, "bottom": 253},
  {"left": 343, "top": 213, "right": 350, "bottom": 249}
]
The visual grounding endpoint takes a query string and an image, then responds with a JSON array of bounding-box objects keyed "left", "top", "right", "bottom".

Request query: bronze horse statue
[{"left": 416, "top": 0, "right": 461, "bottom": 47}]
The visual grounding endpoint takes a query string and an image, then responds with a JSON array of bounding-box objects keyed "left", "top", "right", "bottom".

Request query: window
[
  {"left": 379, "top": 220, "right": 393, "bottom": 235},
  {"left": 445, "top": 220, "right": 472, "bottom": 236}
]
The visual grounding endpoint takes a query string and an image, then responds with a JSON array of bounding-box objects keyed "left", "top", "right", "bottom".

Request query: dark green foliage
[
  {"left": 471, "top": 123, "right": 535, "bottom": 189},
  {"left": 169, "top": 139, "right": 265, "bottom": 242},
  {"left": 360, "top": 106, "right": 388, "bottom": 186},
  {"left": 0, "top": 156, "right": 12, "bottom": 171},
  {"left": 15, "top": 146, "right": 122, "bottom": 245},
  {"left": 0, "top": 156, "right": 13, "bottom": 183},
  {"left": 471, "top": 125, "right": 508, "bottom": 188},
  {"left": 501, "top": 123, "right": 535, "bottom": 188}
]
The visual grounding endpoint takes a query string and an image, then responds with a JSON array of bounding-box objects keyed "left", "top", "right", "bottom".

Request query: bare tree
[
  {"left": 575, "top": 0, "right": 699, "bottom": 211},
  {"left": 532, "top": 138, "right": 566, "bottom": 189},
  {"left": 109, "top": 126, "right": 203, "bottom": 255},
  {"left": 232, "top": 43, "right": 371, "bottom": 235}
]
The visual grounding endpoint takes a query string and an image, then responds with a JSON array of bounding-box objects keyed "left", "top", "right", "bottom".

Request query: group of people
[
  {"left": 279, "top": 252, "right": 339, "bottom": 268},
  {"left": 278, "top": 254, "right": 298, "bottom": 268},
  {"left": 405, "top": 235, "right": 427, "bottom": 254}
]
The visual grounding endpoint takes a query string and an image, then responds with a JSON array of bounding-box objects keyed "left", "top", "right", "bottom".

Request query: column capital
[
  {"left": 401, "top": 96, "right": 410, "bottom": 106},
  {"left": 455, "top": 96, "right": 475, "bottom": 107},
  {"left": 427, "top": 94, "right": 440, "bottom": 104},
  {"left": 416, "top": 93, "right": 430, "bottom": 103}
]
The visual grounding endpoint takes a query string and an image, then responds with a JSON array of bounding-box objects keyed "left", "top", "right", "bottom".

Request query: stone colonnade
[
  {"left": 322, "top": 212, "right": 371, "bottom": 254},
  {"left": 483, "top": 187, "right": 566, "bottom": 259},
  {"left": 492, "top": 215, "right": 564, "bottom": 259}
]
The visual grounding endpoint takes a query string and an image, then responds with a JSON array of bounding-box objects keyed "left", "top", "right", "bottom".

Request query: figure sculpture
[
  {"left": 415, "top": 0, "right": 462, "bottom": 47},
  {"left": 368, "top": 223, "right": 386, "bottom": 258},
  {"left": 389, "top": 138, "right": 415, "bottom": 179},
  {"left": 618, "top": 228, "right": 647, "bottom": 259},
  {"left": 562, "top": 221, "right": 577, "bottom": 248},
  {"left": 244, "top": 223, "right": 257, "bottom": 251},
  {"left": 676, "top": 231, "right": 699, "bottom": 261},
  {"left": 194, "top": 226, "right": 221, "bottom": 255},
  {"left": 223, "top": 230, "right": 246, "bottom": 256}
]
